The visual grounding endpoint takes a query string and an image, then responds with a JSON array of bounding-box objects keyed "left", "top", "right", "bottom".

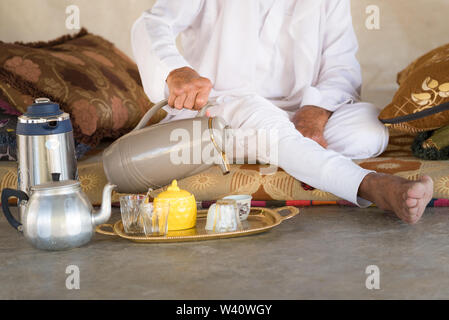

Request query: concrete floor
[{"left": 1, "top": 206, "right": 449, "bottom": 299}]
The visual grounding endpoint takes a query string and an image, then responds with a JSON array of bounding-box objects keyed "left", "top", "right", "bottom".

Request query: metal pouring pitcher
[
  {"left": 102, "top": 99, "right": 231, "bottom": 193},
  {"left": 1, "top": 176, "right": 116, "bottom": 251}
]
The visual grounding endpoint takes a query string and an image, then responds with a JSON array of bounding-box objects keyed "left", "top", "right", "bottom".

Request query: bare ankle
[{"left": 358, "top": 172, "right": 381, "bottom": 202}]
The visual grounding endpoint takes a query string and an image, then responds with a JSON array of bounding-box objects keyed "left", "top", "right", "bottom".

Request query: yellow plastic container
[{"left": 153, "top": 180, "right": 197, "bottom": 231}]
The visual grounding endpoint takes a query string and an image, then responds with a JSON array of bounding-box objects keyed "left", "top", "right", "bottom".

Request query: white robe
[
  {"left": 131, "top": 0, "right": 389, "bottom": 206},
  {"left": 133, "top": 0, "right": 362, "bottom": 113}
]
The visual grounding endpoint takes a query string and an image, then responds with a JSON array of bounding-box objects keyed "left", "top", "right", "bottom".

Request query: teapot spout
[{"left": 92, "top": 183, "right": 117, "bottom": 226}]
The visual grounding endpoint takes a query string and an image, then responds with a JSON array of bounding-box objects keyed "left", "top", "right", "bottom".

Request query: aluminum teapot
[{"left": 1, "top": 176, "right": 116, "bottom": 251}]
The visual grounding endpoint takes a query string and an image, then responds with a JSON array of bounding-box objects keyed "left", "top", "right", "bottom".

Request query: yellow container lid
[{"left": 156, "top": 180, "right": 192, "bottom": 200}]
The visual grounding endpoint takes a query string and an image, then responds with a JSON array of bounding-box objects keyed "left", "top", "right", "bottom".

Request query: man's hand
[
  {"left": 293, "top": 105, "right": 332, "bottom": 148},
  {"left": 166, "top": 66, "right": 212, "bottom": 110}
]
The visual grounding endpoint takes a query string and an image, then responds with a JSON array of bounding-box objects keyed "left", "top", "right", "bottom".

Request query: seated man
[{"left": 132, "top": 0, "right": 433, "bottom": 224}]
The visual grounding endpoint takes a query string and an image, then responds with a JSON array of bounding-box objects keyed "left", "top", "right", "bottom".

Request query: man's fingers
[
  {"left": 184, "top": 91, "right": 198, "bottom": 110},
  {"left": 166, "top": 67, "right": 212, "bottom": 111},
  {"left": 174, "top": 94, "right": 187, "bottom": 110},
  {"left": 194, "top": 88, "right": 211, "bottom": 110},
  {"left": 168, "top": 92, "right": 176, "bottom": 107}
]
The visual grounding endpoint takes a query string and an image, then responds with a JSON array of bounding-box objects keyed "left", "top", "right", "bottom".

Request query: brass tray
[{"left": 96, "top": 206, "right": 299, "bottom": 243}]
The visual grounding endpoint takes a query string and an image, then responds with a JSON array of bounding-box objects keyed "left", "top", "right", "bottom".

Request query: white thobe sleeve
[
  {"left": 300, "top": 0, "right": 362, "bottom": 112},
  {"left": 134, "top": 0, "right": 203, "bottom": 101}
]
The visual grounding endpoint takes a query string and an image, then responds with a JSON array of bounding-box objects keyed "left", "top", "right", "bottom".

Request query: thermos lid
[
  {"left": 31, "top": 180, "right": 80, "bottom": 192},
  {"left": 20, "top": 98, "right": 68, "bottom": 121},
  {"left": 17, "top": 98, "right": 73, "bottom": 136},
  {"left": 25, "top": 98, "right": 64, "bottom": 117}
]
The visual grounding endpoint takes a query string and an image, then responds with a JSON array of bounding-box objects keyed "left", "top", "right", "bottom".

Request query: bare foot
[{"left": 359, "top": 173, "right": 434, "bottom": 224}]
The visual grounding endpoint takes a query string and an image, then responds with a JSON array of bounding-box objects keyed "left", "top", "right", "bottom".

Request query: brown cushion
[
  {"left": 0, "top": 28, "right": 166, "bottom": 147},
  {"left": 379, "top": 43, "right": 449, "bottom": 133}
]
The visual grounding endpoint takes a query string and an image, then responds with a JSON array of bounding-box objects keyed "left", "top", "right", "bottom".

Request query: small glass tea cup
[
  {"left": 120, "top": 195, "right": 146, "bottom": 234},
  {"left": 140, "top": 202, "right": 170, "bottom": 237}
]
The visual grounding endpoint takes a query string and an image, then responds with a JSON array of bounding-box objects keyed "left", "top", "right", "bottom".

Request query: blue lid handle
[{"left": 25, "top": 98, "right": 63, "bottom": 118}]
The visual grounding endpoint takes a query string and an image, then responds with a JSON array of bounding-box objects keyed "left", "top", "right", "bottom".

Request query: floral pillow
[
  {"left": 0, "top": 28, "right": 165, "bottom": 148},
  {"left": 379, "top": 43, "right": 449, "bottom": 133}
]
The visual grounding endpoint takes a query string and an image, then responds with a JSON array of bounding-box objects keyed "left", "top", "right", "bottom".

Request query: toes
[
  {"left": 405, "top": 198, "right": 418, "bottom": 208},
  {"left": 403, "top": 203, "right": 425, "bottom": 224},
  {"left": 385, "top": 175, "right": 433, "bottom": 225},
  {"left": 400, "top": 214, "right": 417, "bottom": 225},
  {"left": 407, "top": 184, "right": 426, "bottom": 199},
  {"left": 408, "top": 206, "right": 420, "bottom": 217},
  {"left": 421, "top": 175, "right": 434, "bottom": 187},
  {"left": 396, "top": 198, "right": 426, "bottom": 224},
  {"left": 401, "top": 212, "right": 420, "bottom": 225},
  {"left": 407, "top": 176, "right": 434, "bottom": 199},
  {"left": 410, "top": 212, "right": 423, "bottom": 224}
]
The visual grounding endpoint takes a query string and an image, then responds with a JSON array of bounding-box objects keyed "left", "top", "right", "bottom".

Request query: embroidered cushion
[
  {"left": 379, "top": 43, "right": 449, "bottom": 132},
  {"left": 0, "top": 28, "right": 165, "bottom": 148}
]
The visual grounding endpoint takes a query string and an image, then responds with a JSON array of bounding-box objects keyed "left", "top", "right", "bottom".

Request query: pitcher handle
[
  {"left": 133, "top": 99, "right": 213, "bottom": 131},
  {"left": 196, "top": 101, "right": 214, "bottom": 117},
  {"left": 132, "top": 99, "right": 169, "bottom": 131},
  {"left": 1, "top": 188, "right": 29, "bottom": 231}
]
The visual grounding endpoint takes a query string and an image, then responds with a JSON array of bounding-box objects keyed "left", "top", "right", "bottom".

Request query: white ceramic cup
[
  {"left": 205, "top": 199, "right": 242, "bottom": 233},
  {"left": 223, "top": 195, "right": 252, "bottom": 221}
]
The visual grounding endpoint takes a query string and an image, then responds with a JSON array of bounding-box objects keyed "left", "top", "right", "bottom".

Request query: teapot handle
[
  {"left": 1, "top": 188, "right": 29, "bottom": 231},
  {"left": 132, "top": 99, "right": 213, "bottom": 131}
]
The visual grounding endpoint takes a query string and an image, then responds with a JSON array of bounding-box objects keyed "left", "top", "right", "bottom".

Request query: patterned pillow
[
  {"left": 0, "top": 28, "right": 166, "bottom": 148},
  {"left": 0, "top": 92, "right": 21, "bottom": 160},
  {"left": 379, "top": 43, "right": 449, "bottom": 133}
]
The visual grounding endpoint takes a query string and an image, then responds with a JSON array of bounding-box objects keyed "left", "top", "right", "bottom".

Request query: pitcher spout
[
  {"left": 218, "top": 152, "right": 230, "bottom": 175},
  {"left": 92, "top": 183, "right": 117, "bottom": 226}
]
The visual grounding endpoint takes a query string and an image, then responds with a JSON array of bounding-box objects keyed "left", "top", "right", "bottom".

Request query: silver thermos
[
  {"left": 16, "top": 98, "right": 78, "bottom": 219},
  {"left": 103, "top": 99, "right": 230, "bottom": 193}
]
